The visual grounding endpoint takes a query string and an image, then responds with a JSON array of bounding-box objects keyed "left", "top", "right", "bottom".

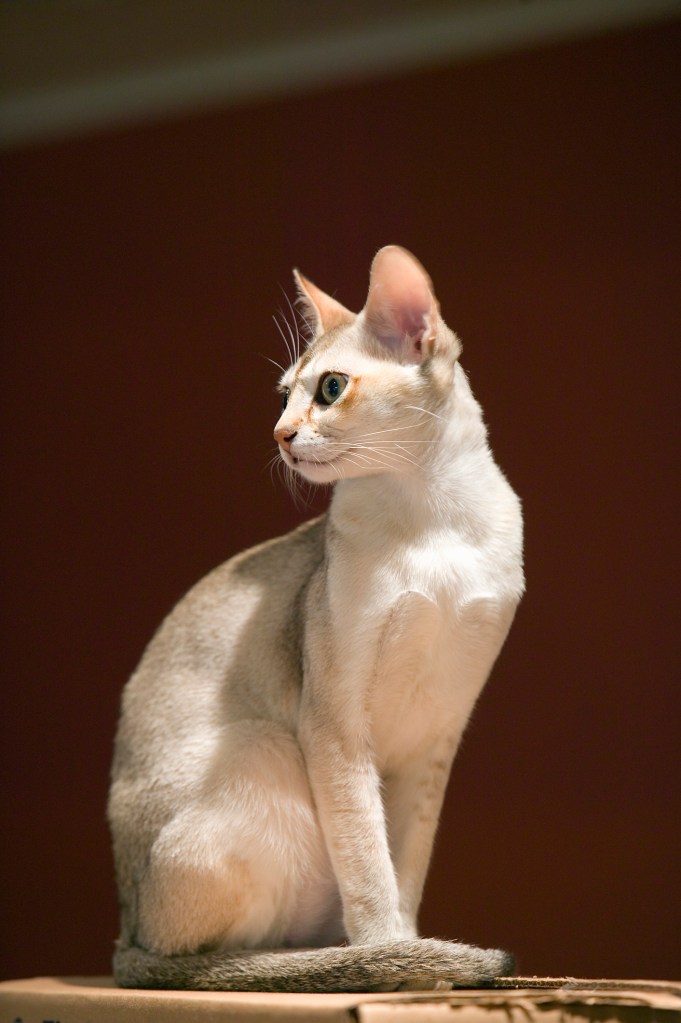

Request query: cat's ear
[
  {"left": 364, "top": 245, "right": 439, "bottom": 363},
  {"left": 294, "top": 269, "right": 356, "bottom": 341}
]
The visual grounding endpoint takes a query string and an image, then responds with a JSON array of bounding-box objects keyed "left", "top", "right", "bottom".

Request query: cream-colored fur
[{"left": 108, "top": 246, "right": 524, "bottom": 992}]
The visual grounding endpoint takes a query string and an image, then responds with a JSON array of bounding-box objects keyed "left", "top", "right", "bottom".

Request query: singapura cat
[{"left": 108, "top": 245, "right": 524, "bottom": 992}]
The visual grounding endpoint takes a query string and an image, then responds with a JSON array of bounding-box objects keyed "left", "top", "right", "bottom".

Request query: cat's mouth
[
  {"left": 283, "top": 450, "right": 347, "bottom": 476},
  {"left": 293, "top": 455, "right": 329, "bottom": 465},
  {"left": 290, "top": 454, "right": 341, "bottom": 468}
]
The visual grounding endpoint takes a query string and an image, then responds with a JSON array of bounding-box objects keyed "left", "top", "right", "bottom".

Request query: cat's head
[{"left": 274, "top": 245, "right": 462, "bottom": 485}]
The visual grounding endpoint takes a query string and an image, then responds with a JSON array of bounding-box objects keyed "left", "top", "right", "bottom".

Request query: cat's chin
[{"left": 287, "top": 453, "right": 348, "bottom": 484}]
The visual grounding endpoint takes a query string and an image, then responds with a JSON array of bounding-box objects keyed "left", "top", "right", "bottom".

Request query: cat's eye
[
  {"left": 317, "top": 372, "right": 348, "bottom": 406},
  {"left": 281, "top": 388, "right": 290, "bottom": 410}
]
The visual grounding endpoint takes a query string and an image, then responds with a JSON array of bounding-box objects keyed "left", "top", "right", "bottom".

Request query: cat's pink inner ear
[
  {"left": 293, "top": 270, "right": 356, "bottom": 340},
  {"left": 364, "top": 246, "right": 438, "bottom": 363}
]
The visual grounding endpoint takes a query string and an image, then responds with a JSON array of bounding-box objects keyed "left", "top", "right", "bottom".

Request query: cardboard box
[{"left": 0, "top": 977, "right": 679, "bottom": 1023}]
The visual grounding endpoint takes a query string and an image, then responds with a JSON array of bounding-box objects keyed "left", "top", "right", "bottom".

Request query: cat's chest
[
  {"left": 321, "top": 528, "right": 509, "bottom": 765},
  {"left": 356, "top": 540, "right": 506, "bottom": 767},
  {"left": 357, "top": 529, "right": 493, "bottom": 612}
]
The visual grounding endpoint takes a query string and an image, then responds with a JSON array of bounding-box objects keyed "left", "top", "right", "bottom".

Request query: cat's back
[
  {"left": 148, "top": 513, "right": 327, "bottom": 659},
  {"left": 112, "top": 515, "right": 327, "bottom": 775}
]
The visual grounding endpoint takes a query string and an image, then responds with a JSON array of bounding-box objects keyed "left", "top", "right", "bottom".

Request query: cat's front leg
[
  {"left": 298, "top": 704, "right": 413, "bottom": 946},
  {"left": 383, "top": 742, "right": 458, "bottom": 935}
]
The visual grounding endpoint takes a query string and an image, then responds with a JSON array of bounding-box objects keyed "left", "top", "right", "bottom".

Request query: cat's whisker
[
  {"left": 287, "top": 288, "right": 316, "bottom": 350},
  {"left": 342, "top": 453, "right": 376, "bottom": 476},
  {"left": 266, "top": 446, "right": 305, "bottom": 507},
  {"left": 273, "top": 313, "right": 295, "bottom": 368},
  {"left": 281, "top": 296, "right": 299, "bottom": 358},
  {"left": 281, "top": 307, "right": 302, "bottom": 365},
  {"left": 394, "top": 443, "right": 420, "bottom": 459},
  {"left": 260, "top": 353, "right": 288, "bottom": 376},
  {"left": 320, "top": 439, "right": 437, "bottom": 451},
  {"left": 356, "top": 424, "right": 425, "bottom": 439},
  {"left": 293, "top": 440, "right": 423, "bottom": 473},
  {"left": 358, "top": 439, "right": 437, "bottom": 447},
  {"left": 282, "top": 290, "right": 306, "bottom": 359},
  {"left": 353, "top": 417, "right": 436, "bottom": 441},
  {"left": 345, "top": 447, "right": 416, "bottom": 474},
  {"left": 331, "top": 458, "right": 347, "bottom": 481},
  {"left": 265, "top": 451, "right": 280, "bottom": 484},
  {"left": 348, "top": 443, "right": 421, "bottom": 469},
  {"left": 277, "top": 287, "right": 302, "bottom": 361},
  {"left": 287, "top": 466, "right": 314, "bottom": 511},
  {"left": 404, "top": 404, "right": 446, "bottom": 423},
  {"left": 275, "top": 459, "right": 292, "bottom": 497}
]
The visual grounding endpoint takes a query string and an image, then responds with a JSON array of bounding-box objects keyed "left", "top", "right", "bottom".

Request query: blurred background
[{"left": 1, "top": 0, "right": 679, "bottom": 984}]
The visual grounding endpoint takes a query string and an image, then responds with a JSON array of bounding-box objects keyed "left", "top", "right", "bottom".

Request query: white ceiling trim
[{"left": 1, "top": 0, "right": 678, "bottom": 148}]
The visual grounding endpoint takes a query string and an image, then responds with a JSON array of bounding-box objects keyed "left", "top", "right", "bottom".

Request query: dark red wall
[{"left": 2, "top": 22, "right": 679, "bottom": 982}]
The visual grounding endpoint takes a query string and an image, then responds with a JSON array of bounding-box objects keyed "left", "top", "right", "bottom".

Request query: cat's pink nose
[{"left": 274, "top": 426, "right": 297, "bottom": 451}]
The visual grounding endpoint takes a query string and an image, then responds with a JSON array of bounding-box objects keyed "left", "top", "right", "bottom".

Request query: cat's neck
[{"left": 329, "top": 364, "right": 498, "bottom": 543}]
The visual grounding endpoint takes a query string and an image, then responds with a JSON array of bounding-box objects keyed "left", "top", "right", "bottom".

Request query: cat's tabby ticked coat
[{"left": 109, "top": 246, "right": 524, "bottom": 992}]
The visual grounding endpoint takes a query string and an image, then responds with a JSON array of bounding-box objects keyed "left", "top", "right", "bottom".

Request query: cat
[{"left": 108, "top": 245, "right": 524, "bottom": 993}]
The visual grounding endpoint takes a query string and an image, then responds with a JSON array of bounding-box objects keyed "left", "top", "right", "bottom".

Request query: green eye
[{"left": 318, "top": 372, "right": 348, "bottom": 405}]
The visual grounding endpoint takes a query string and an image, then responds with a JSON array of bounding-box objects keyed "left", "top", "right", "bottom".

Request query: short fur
[{"left": 108, "top": 246, "right": 524, "bottom": 992}]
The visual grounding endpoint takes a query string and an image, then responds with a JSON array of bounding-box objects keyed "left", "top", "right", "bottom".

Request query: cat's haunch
[{"left": 108, "top": 246, "right": 524, "bottom": 992}]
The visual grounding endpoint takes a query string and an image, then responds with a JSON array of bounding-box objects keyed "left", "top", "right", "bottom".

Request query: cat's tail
[{"left": 113, "top": 938, "right": 514, "bottom": 993}]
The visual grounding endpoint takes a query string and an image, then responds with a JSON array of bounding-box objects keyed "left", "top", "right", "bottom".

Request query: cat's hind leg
[{"left": 135, "top": 722, "right": 332, "bottom": 955}]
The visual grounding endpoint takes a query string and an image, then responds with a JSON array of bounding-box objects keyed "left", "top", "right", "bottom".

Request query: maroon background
[{"left": 1, "top": 22, "right": 679, "bottom": 982}]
